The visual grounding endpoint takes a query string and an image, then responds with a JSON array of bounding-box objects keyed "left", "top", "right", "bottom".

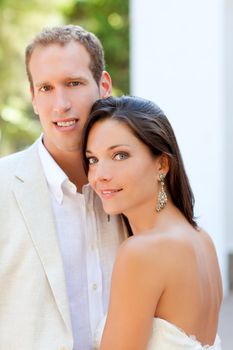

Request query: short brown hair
[{"left": 25, "top": 24, "right": 105, "bottom": 89}]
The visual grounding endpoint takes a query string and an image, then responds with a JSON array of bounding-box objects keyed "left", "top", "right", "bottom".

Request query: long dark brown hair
[{"left": 82, "top": 95, "right": 197, "bottom": 228}]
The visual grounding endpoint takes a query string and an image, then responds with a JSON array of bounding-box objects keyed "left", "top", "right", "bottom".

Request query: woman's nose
[{"left": 93, "top": 161, "right": 113, "bottom": 182}]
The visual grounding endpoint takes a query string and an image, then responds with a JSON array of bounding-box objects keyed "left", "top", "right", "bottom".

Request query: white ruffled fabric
[{"left": 93, "top": 316, "right": 222, "bottom": 350}]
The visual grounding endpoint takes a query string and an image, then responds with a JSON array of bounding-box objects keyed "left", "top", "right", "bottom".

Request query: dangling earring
[{"left": 156, "top": 173, "right": 167, "bottom": 212}]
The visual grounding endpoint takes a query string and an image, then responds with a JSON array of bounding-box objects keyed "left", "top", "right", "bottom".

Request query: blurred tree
[
  {"left": 62, "top": 0, "right": 129, "bottom": 95},
  {"left": 0, "top": 0, "right": 129, "bottom": 156},
  {"left": 0, "top": 0, "right": 67, "bottom": 155}
]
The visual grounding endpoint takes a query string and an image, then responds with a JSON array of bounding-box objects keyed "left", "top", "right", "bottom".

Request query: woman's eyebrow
[{"left": 86, "top": 144, "right": 131, "bottom": 154}]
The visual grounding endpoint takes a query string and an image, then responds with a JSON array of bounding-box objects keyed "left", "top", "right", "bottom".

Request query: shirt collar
[{"left": 37, "top": 135, "right": 77, "bottom": 204}]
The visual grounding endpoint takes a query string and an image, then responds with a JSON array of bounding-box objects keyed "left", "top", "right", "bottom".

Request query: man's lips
[{"left": 53, "top": 118, "right": 79, "bottom": 128}]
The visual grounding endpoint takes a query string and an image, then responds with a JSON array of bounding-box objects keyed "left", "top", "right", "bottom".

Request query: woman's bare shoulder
[
  {"left": 197, "top": 228, "right": 217, "bottom": 247},
  {"left": 109, "top": 232, "right": 169, "bottom": 316},
  {"left": 114, "top": 224, "right": 219, "bottom": 278},
  {"left": 114, "top": 229, "right": 187, "bottom": 273}
]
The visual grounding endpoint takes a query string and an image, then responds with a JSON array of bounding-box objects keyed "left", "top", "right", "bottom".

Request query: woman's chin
[{"left": 103, "top": 206, "right": 122, "bottom": 216}]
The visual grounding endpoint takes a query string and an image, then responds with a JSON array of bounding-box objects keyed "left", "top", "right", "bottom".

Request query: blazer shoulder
[
  {"left": 0, "top": 140, "right": 37, "bottom": 163},
  {"left": 0, "top": 142, "right": 39, "bottom": 183}
]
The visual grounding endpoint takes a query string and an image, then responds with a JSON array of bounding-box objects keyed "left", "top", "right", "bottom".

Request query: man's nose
[{"left": 53, "top": 89, "right": 71, "bottom": 114}]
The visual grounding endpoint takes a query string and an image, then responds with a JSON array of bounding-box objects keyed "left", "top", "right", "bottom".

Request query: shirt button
[{"left": 92, "top": 283, "right": 97, "bottom": 291}]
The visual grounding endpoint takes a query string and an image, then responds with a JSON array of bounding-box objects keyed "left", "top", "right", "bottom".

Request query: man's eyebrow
[
  {"left": 66, "top": 75, "right": 87, "bottom": 79},
  {"left": 34, "top": 81, "right": 50, "bottom": 87},
  {"left": 34, "top": 76, "right": 88, "bottom": 87},
  {"left": 65, "top": 75, "right": 88, "bottom": 83}
]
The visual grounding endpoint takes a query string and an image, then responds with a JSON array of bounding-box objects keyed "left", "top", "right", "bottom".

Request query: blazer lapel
[{"left": 12, "top": 143, "right": 72, "bottom": 335}]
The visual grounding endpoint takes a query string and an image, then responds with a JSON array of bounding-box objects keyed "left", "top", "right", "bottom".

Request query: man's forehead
[
  {"left": 31, "top": 40, "right": 87, "bottom": 55},
  {"left": 29, "top": 40, "right": 91, "bottom": 68}
]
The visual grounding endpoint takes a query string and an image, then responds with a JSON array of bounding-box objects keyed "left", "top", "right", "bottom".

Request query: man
[{"left": 0, "top": 25, "right": 127, "bottom": 350}]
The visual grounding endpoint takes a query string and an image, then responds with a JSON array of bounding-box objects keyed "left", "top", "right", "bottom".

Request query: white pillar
[
  {"left": 225, "top": 0, "right": 233, "bottom": 290},
  {"left": 130, "top": 0, "right": 231, "bottom": 293}
]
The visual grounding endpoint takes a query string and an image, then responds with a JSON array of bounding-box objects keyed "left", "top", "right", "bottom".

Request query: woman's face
[{"left": 86, "top": 118, "right": 162, "bottom": 216}]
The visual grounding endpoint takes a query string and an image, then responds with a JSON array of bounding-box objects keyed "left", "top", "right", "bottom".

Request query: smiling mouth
[
  {"left": 101, "top": 189, "right": 122, "bottom": 195},
  {"left": 54, "top": 119, "right": 78, "bottom": 127},
  {"left": 57, "top": 120, "right": 76, "bottom": 127}
]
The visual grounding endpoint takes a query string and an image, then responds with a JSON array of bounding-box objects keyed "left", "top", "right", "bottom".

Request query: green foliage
[
  {"left": 63, "top": 0, "right": 129, "bottom": 95},
  {"left": 0, "top": 0, "right": 67, "bottom": 155},
  {"left": 0, "top": 0, "right": 129, "bottom": 156}
]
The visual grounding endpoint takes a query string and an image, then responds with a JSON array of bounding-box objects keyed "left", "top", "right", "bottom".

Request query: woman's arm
[{"left": 100, "top": 236, "right": 166, "bottom": 350}]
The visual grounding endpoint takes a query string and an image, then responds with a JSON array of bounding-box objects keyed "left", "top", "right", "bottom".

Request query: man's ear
[
  {"left": 30, "top": 86, "right": 38, "bottom": 115},
  {"left": 99, "top": 71, "right": 112, "bottom": 98}
]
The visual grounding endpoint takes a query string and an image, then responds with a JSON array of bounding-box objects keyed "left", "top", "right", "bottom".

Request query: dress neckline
[{"left": 153, "top": 317, "right": 220, "bottom": 349}]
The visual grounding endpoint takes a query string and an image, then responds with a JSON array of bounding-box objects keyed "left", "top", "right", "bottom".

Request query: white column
[
  {"left": 130, "top": 0, "right": 231, "bottom": 293},
  {"left": 225, "top": 0, "right": 233, "bottom": 290}
]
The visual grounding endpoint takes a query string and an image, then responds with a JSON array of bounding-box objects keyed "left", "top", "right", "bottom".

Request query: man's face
[{"left": 29, "top": 41, "right": 111, "bottom": 157}]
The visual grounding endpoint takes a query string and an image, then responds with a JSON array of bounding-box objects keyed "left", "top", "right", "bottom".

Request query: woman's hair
[{"left": 82, "top": 95, "right": 197, "bottom": 228}]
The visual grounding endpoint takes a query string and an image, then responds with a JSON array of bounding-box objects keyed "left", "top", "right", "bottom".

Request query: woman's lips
[{"left": 99, "top": 188, "right": 123, "bottom": 199}]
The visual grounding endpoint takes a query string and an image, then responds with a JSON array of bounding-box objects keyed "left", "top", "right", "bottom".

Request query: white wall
[
  {"left": 130, "top": 0, "right": 231, "bottom": 293},
  {"left": 225, "top": 1, "right": 233, "bottom": 255}
]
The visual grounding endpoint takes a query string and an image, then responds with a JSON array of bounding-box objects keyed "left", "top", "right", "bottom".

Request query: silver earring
[{"left": 156, "top": 173, "right": 167, "bottom": 212}]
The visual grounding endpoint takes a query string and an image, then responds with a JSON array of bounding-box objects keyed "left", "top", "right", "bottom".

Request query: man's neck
[{"left": 51, "top": 150, "right": 88, "bottom": 193}]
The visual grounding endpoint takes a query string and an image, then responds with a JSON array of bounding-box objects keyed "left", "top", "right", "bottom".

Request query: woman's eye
[
  {"left": 114, "top": 152, "right": 129, "bottom": 161},
  {"left": 87, "top": 157, "right": 98, "bottom": 165}
]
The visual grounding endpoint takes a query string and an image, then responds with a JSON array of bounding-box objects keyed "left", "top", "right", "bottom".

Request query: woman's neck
[{"left": 126, "top": 201, "right": 185, "bottom": 235}]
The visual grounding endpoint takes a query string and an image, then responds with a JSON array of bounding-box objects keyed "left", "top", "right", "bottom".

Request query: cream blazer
[{"left": 0, "top": 142, "right": 127, "bottom": 350}]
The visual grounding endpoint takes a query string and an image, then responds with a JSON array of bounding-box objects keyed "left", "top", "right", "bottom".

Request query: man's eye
[
  {"left": 39, "top": 86, "right": 52, "bottom": 92},
  {"left": 68, "top": 81, "right": 81, "bottom": 87},
  {"left": 114, "top": 152, "right": 129, "bottom": 161},
  {"left": 87, "top": 157, "right": 98, "bottom": 165}
]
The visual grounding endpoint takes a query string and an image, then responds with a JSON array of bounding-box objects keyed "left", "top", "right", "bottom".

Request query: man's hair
[{"left": 25, "top": 24, "right": 105, "bottom": 89}]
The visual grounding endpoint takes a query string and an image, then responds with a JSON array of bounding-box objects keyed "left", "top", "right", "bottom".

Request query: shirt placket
[{"left": 84, "top": 201, "right": 104, "bottom": 336}]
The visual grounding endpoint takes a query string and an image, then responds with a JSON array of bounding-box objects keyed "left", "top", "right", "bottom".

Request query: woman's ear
[{"left": 157, "top": 154, "right": 170, "bottom": 178}]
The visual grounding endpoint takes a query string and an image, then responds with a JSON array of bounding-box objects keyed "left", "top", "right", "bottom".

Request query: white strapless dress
[{"left": 93, "top": 317, "right": 222, "bottom": 350}]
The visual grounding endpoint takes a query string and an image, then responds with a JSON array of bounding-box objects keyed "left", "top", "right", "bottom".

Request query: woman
[{"left": 82, "top": 96, "right": 222, "bottom": 350}]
